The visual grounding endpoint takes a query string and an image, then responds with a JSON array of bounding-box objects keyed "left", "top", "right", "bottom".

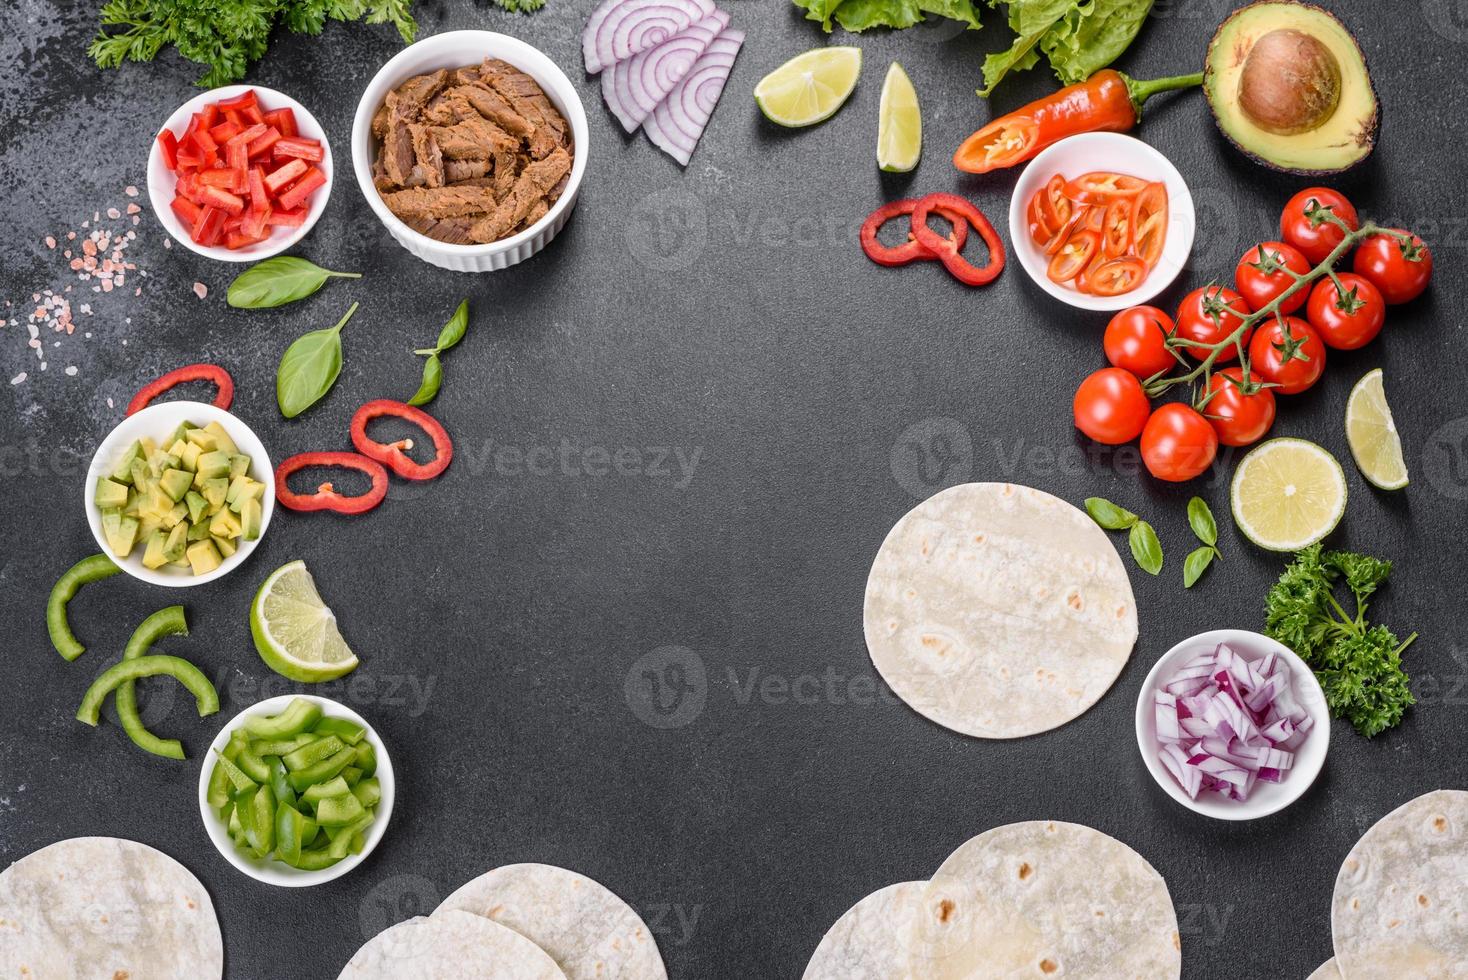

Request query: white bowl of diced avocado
[{"left": 85, "top": 402, "right": 274, "bottom": 586}]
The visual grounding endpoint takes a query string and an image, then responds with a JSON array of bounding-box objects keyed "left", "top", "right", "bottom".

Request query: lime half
[
  {"left": 877, "top": 62, "right": 921, "bottom": 172},
  {"left": 1230, "top": 438, "right": 1347, "bottom": 552},
  {"left": 250, "top": 560, "right": 358, "bottom": 682},
  {"left": 1345, "top": 368, "right": 1408, "bottom": 490},
  {"left": 755, "top": 47, "right": 862, "bottom": 128}
]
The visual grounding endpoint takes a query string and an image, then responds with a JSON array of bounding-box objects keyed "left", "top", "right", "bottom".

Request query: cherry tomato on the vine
[
  {"left": 1176, "top": 285, "right": 1253, "bottom": 363},
  {"left": 1141, "top": 403, "right": 1218, "bottom": 482},
  {"left": 1306, "top": 273, "right": 1386, "bottom": 350},
  {"left": 1104, "top": 306, "right": 1176, "bottom": 379},
  {"left": 1073, "top": 367, "right": 1151, "bottom": 445},
  {"left": 1249, "top": 316, "right": 1326, "bottom": 395},
  {"left": 1235, "top": 241, "right": 1311, "bottom": 314},
  {"left": 1280, "top": 188, "right": 1359, "bottom": 265},
  {"left": 1203, "top": 367, "right": 1276, "bottom": 447},
  {"left": 1353, "top": 230, "right": 1433, "bottom": 304}
]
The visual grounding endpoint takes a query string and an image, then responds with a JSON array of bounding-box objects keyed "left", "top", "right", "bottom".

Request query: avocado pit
[{"left": 1238, "top": 28, "right": 1341, "bottom": 135}]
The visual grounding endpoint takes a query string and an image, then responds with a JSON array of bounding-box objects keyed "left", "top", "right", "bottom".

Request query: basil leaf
[
  {"left": 1128, "top": 520, "right": 1163, "bottom": 575},
  {"left": 1085, "top": 496, "right": 1138, "bottom": 531},
  {"left": 277, "top": 303, "right": 358, "bottom": 419},
  {"left": 407, "top": 354, "right": 442, "bottom": 407},
  {"left": 434, "top": 300, "right": 469, "bottom": 352},
  {"left": 1183, "top": 546, "right": 1217, "bottom": 589},
  {"left": 227, "top": 256, "right": 361, "bottom": 310},
  {"left": 1187, "top": 496, "right": 1218, "bottom": 546}
]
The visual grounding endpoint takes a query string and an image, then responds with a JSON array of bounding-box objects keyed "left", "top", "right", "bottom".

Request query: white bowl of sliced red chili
[
  {"left": 1009, "top": 132, "right": 1195, "bottom": 312},
  {"left": 351, "top": 30, "right": 589, "bottom": 273},
  {"left": 148, "top": 85, "right": 333, "bottom": 262}
]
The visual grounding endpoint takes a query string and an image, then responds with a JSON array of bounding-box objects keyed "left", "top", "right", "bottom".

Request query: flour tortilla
[
  {"left": 435, "top": 863, "right": 666, "bottom": 980},
  {"left": 910, "top": 821, "right": 1180, "bottom": 978},
  {"left": 0, "top": 836, "right": 222, "bottom": 979},
  {"left": 1307, "top": 959, "right": 1342, "bottom": 980},
  {"left": 1332, "top": 789, "right": 1468, "bottom": 979},
  {"left": 802, "top": 881, "right": 923, "bottom": 980},
  {"left": 864, "top": 482, "right": 1138, "bottom": 738},
  {"left": 339, "top": 908, "right": 568, "bottom": 979}
]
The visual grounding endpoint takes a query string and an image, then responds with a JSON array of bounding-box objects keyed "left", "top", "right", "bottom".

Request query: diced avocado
[
  {"left": 103, "top": 511, "right": 141, "bottom": 558},
  {"left": 143, "top": 486, "right": 173, "bottom": 520},
  {"left": 203, "top": 478, "right": 229, "bottom": 511},
  {"left": 210, "top": 508, "right": 242, "bottom": 539},
  {"left": 178, "top": 442, "right": 202, "bottom": 473},
  {"left": 129, "top": 459, "right": 150, "bottom": 491},
  {"left": 185, "top": 490, "right": 208, "bottom": 525},
  {"left": 110, "top": 440, "right": 144, "bottom": 484},
  {"left": 137, "top": 516, "right": 162, "bottom": 542},
  {"left": 162, "top": 502, "right": 189, "bottom": 530},
  {"left": 240, "top": 496, "right": 263, "bottom": 541},
  {"left": 122, "top": 494, "right": 142, "bottom": 517},
  {"left": 229, "top": 454, "right": 251, "bottom": 480},
  {"left": 147, "top": 450, "right": 180, "bottom": 478},
  {"left": 164, "top": 521, "right": 190, "bottom": 562},
  {"left": 186, "top": 539, "right": 222, "bottom": 576},
  {"left": 139, "top": 436, "right": 158, "bottom": 455},
  {"left": 213, "top": 534, "right": 238, "bottom": 558},
  {"left": 188, "top": 519, "right": 213, "bottom": 542},
  {"left": 186, "top": 428, "right": 218, "bottom": 452},
  {"left": 95, "top": 477, "right": 129, "bottom": 510},
  {"left": 167, "top": 438, "right": 190, "bottom": 459},
  {"left": 142, "top": 530, "right": 169, "bottom": 570},
  {"left": 167, "top": 422, "right": 193, "bottom": 446},
  {"left": 227, "top": 476, "right": 263, "bottom": 512},
  {"left": 197, "top": 450, "right": 232, "bottom": 482},
  {"left": 159, "top": 468, "right": 193, "bottom": 502},
  {"left": 170, "top": 555, "right": 191, "bottom": 568},
  {"left": 204, "top": 421, "right": 239, "bottom": 455}
]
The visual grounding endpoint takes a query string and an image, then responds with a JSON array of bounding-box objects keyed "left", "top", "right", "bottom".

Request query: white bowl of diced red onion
[{"left": 1135, "top": 629, "right": 1330, "bottom": 821}]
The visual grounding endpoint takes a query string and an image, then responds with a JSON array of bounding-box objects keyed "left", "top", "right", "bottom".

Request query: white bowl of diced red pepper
[{"left": 147, "top": 85, "right": 333, "bottom": 262}]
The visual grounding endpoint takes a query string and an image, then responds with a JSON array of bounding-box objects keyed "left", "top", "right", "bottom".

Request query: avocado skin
[{"left": 1204, "top": 0, "right": 1378, "bottom": 176}]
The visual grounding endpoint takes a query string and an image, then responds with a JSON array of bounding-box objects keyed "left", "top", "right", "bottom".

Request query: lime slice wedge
[
  {"left": 754, "top": 47, "right": 862, "bottom": 128},
  {"left": 1230, "top": 438, "right": 1347, "bottom": 552},
  {"left": 250, "top": 560, "right": 358, "bottom": 682},
  {"left": 877, "top": 62, "right": 921, "bottom": 172},
  {"left": 1345, "top": 368, "right": 1408, "bottom": 490}
]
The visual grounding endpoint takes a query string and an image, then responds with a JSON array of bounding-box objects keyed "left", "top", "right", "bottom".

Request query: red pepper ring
[
  {"left": 860, "top": 198, "right": 969, "bottom": 267},
  {"left": 350, "top": 399, "right": 454, "bottom": 481},
  {"left": 126, "top": 363, "right": 235, "bottom": 416},
  {"left": 910, "top": 193, "right": 1006, "bottom": 287},
  {"left": 275, "top": 452, "right": 388, "bottom": 515}
]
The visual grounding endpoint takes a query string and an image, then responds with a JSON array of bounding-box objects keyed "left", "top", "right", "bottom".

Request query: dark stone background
[{"left": 2, "top": 1, "right": 1466, "bottom": 977}]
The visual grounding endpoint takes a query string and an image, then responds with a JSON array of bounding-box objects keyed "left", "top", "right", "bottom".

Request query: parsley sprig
[{"left": 1264, "top": 544, "right": 1417, "bottom": 738}]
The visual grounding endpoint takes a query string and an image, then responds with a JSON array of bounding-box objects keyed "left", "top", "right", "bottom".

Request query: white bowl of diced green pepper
[
  {"left": 198, "top": 695, "right": 394, "bottom": 887},
  {"left": 84, "top": 401, "right": 274, "bottom": 587}
]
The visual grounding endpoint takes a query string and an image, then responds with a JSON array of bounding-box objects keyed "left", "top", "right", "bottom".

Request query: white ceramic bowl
[
  {"left": 351, "top": 30, "right": 588, "bottom": 273},
  {"left": 1009, "top": 133, "right": 1195, "bottom": 312},
  {"left": 1134, "top": 628, "right": 1330, "bottom": 821},
  {"left": 147, "top": 84, "right": 333, "bottom": 262},
  {"left": 198, "top": 695, "right": 395, "bottom": 887},
  {"left": 84, "top": 401, "right": 274, "bottom": 587}
]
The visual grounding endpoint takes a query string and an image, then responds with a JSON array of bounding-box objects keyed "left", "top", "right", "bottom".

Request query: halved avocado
[{"left": 1204, "top": 1, "right": 1377, "bottom": 174}]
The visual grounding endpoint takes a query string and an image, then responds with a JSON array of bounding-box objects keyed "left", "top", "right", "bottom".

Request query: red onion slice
[
  {"left": 602, "top": 10, "right": 728, "bottom": 133},
  {"left": 583, "top": 0, "right": 716, "bottom": 75},
  {"left": 642, "top": 28, "right": 743, "bottom": 166}
]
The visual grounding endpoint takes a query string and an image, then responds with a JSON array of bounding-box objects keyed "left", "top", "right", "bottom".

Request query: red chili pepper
[
  {"left": 953, "top": 70, "right": 1203, "bottom": 175},
  {"left": 350, "top": 400, "right": 454, "bottom": 481},
  {"left": 860, "top": 198, "right": 969, "bottom": 267},
  {"left": 125, "top": 364, "right": 235, "bottom": 416},
  {"left": 275, "top": 452, "right": 388, "bottom": 515},
  {"left": 910, "top": 193, "right": 1006, "bottom": 287}
]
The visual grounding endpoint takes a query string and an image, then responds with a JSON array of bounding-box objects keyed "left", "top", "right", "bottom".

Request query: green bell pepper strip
[
  {"left": 282, "top": 846, "right": 340, "bottom": 871},
  {"left": 235, "top": 745, "right": 272, "bottom": 783},
  {"left": 114, "top": 606, "right": 190, "bottom": 759},
  {"left": 341, "top": 766, "right": 364, "bottom": 787},
  {"left": 249, "top": 734, "right": 316, "bottom": 757},
  {"left": 244, "top": 697, "right": 322, "bottom": 739},
  {"left": 310, "top": 716, "right": 365, "bottom": 744},
  {"left": 244, "top": 782, "right": 276, "bottom": 855},
  {"left": 352, "top": 741, "right": 377, "bottom": 778},
  {"left": 47, "top": 554, "right": 120, "bottom": 661},
  {"left": 301, "top": 775, "right": 351, "bottom": 805},
  {"left": 207, "top": 737, "right": 245, "bottom": 810},
  {"left": 275, "top": 801, "right": 315, "bottom": 866},
  {"left": 287, "top": 745, "right": 358, "bottom": 792},
  {"left": 352, "top": 778, "right": 382, "bottom": 809},
  {"left": 283, "top": 734, "right": 344, "bottom": 772},
  {"left": 315, "top": 791, "right": 365, "bottom": 828},
  {"left": 76, "top": 655, "right": 219, "bottom": 729},
  {"left": 212, "top": 746, "right": 258, "bottom": 795},
  {"left": 327, "top": 809, "right": 374, "bottom": 859},
  {"left": 269, "top": 756, "right": 297, "bottom": 807}
]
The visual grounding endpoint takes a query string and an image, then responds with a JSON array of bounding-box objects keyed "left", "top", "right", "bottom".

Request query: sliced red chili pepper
[
  {"left": 1044, "top": 207, "right": 1086, "bottom": 257},
  {"left": 126, "top": 363, "right": 235, "bottom": 416},
  {"left": 1101, "top": 198, "right": 1134, "bottom": 258},
  {"left": 860, "top": 198, "right": 968, "bottom": 267},
  {"left": 1084, "top": 257, "right": 1148, "bottom": 297},
  {"left": 1047, "top": 229, "right": 1100, "bottom": 284},
  {"left": 1063, "top": 172, "right": 1148, "bottom": 205},
  {"left": 1039, "top": 174, "right": 1071, "bottom": 233},
  {"left": 350, "top": 400, "right": 454, "bottom": 481},
  {"left": 1132, "top": 183, "right": 1169, "bottom": 267},
  {"left": 910, "top": 193, "right": 1005, "bottom": 287},
  {"left": 275, "top": 452, "right": 388, "bottom": 515},
  {"left": 953, "top": 114, "right": 1041, "bottom": 174}
]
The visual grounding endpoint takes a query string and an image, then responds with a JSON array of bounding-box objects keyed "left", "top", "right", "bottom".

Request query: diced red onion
[
  {"left": 582, "top": 0, "right": 716, "bottom": 74},
  {"left": 602, "top": 9, "right": 727, "bottom": 133},
  {"left": 643, "top": 28, "right": 743, "bottom": 166}
]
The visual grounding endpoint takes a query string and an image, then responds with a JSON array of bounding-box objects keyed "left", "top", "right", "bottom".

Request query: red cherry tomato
[
  {"left": 1235, "top": 241, "right": 1311, "bottom": 314},
  {"left": 1353, "top": 230, "right": 1433, "bottom": 304},
  {"left": 1306, "top": 273, "right": 1386, "bottom": 350},
  {"left": 1104, "top": 306, "right": 1176, "bottom": 379},
  {"left": 1141, "top": 403, "right": 1218, "bottom": 482},
  {"left": 1176, "top": 285, "right": 1253, "bottom": 363},
  {"left": 1073, "top": 367, "right": 1151, "bottom": 445},
  {"left": 1279, "top": 188, "right": 1359, "bottom": 265},
  {"left": 1249, "top": 316, "right": 1326, "bottom": 395},
  {"left": 1203, "top": 367, "right": 1276, "bottom": 447}
]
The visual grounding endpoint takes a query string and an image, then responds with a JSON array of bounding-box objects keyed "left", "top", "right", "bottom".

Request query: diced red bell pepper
[
  {"left": 215, "top": 89, "right": 258, "bottom": 112},
  {"left": 247, "top": 127, "right": 282, "bottom": 159},
  {"left": 263, "top": 159, "right": 308, "bottom": 196},
  {"left": 209, "top": 120, "right": 242, "bottom": 144},
  {"left": 226, "top": 228, "right": 270, "bottom": 250},
  {"left": 223, "top": 108, "right": 243, "bottom": 127},
  {"left": 197, "top": 185, "right": 245, "bottom": 215},
  {"left": 175, "top": 172, "right": 204, "bottom": 204},
  {"left": 272, "top": 137, "right": 324, "bottom": 163},
  {"left": 240, "top": 104, "right": 265, "bottom": 127},
  {"left": 199, "top": 103, "right": 221, "bottom": 128},
  {"left": 156, "top": 129, "right": 179, "bottom": 170},
  {"left": 170, "top": 196, "right": 202, "bottom": 227},
  {"left": 240, "top": 204, "right": 272, "bottom": 240},
  {"left": 182, "top": 112, "right": 203, "bottom": 144},
  {"left": 189, "top": 125, "right": 217, "bottom": 155},
  {"left": 263, "top": 108, "right": 298, "bottom": 139},
  {"left": 269, "top": 207, "right": 308, "bottom": 228},
  {"left": 226, "top": 123, "right": 268, "bottom": 148},
  {"left": 198, "top": 169, "right": 239, "bottom": 188},
  {"left": 225, "top": 140, "right": 248, "bottom": 176},
  {"left": 277, "top": 167, "right": 326, "bottom": 211},
  {"left": 247, "top": 167, "right": 269, "bottom": 212},
  {"left": 191, "top": 205, "right": 225, "bottom": 246}
]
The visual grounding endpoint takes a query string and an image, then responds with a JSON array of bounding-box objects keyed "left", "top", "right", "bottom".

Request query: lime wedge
[
  {"left": 754, "top": 47, "right": 862, "bottom": 128},
  {"left": 1345, "top": 368, "right": 1408, "bottom": 490},
  {"left": 250, "top": 560, "right": 358, "bottom": 682},
  {"left": 1230, "top": 438, "right": 1347, "bottom": 552},
  {"left": 877, "top": 62, "right": 921, "bottom": 172}
]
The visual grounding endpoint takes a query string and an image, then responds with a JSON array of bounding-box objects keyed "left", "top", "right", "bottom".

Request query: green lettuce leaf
[
  {"left": 835, "top": 0, "right": 924, "bottom": 32},
  {"left": 918, "top": 0, "right": 982, "bottom": 29},
  {"left": 979, "top": 0, "right": 1154, "bottom": 96}
]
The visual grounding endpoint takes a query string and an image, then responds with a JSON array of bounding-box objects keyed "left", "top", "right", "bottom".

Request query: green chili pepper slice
[
  {"left": 114, "top": 606, "right": 190, "bottom": 759},
  {"left": 244, "top": 697, "right": 322, "bottom": 739},
  {"left": 76, "top": 655, "right": 220, "bottom": 727},
  {"left": 286, "top": 745, "right": 358, "bottom": 792},
  {"left": 47, "top": 554, "right": 120, "bottom": 661}
]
